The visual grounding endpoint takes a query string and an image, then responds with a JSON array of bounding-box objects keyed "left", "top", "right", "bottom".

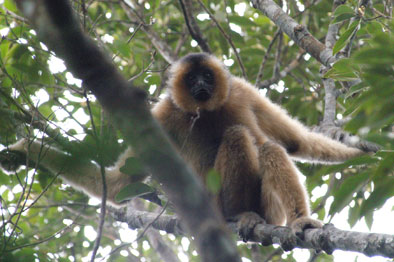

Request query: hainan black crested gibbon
[{"left": 6, "top": 53, "right": 368, "bottom": 236}]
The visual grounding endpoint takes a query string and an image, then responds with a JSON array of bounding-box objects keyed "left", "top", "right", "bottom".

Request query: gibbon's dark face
[
  {"left": 171, "top": 53, "right": 229, "bottom": 112},
  {"left": 184, "top": 64, "right": 215, "bottom": 102}
]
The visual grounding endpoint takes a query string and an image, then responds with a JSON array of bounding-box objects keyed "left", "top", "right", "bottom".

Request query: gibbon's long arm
[
  {"left": 231, "top": 78, "right": 365, "bottom": 163},
  {"left": 8, "top": 139, "right": 134, "bottom": 205}
]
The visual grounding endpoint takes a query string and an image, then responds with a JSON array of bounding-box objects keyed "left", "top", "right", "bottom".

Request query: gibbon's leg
[
  {"left": 259, "top": 141, "right": 322, "bottom": 232},
  {"left": 7, "top": 139, "right": 134, "bottom": 206},
  {"left": 214, "top": 125, "right": 265, "bottom": 238}
]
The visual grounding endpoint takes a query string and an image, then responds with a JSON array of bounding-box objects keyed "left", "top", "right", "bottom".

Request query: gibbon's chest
[
  {"left": 174, "top": 107, "right": 240, "bottom": 172},
  {"left": 191, "top": 109, "right": 231, "bottom": 144}
]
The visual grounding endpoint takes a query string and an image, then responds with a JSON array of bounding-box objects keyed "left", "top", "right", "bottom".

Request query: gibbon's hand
[{"left": 290, "top": 216, "right": 324, "bottom": 240}]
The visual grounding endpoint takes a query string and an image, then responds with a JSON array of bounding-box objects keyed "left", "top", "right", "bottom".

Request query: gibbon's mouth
[{"left": 193, "top": 89, "right": 211, "bottom": 101}]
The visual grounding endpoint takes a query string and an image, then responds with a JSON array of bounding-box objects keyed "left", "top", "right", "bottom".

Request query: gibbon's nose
[{"left": 196, "top": 78, "right": 206, "bottom": 87}]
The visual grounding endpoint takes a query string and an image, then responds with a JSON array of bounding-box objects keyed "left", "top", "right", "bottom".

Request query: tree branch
[
  {"left": 111, "top": 208, "right": 185, "bottom": 236},
  {"left": 178, "top": 0, "right": 211, "bottom": 53},
  {"left": 121, "top": 0, "right": 178, "bottom": 63},
  {"left": 245, "top": 223, "right": 394, "bottom": 258},
  {"left": 257, "top": 50, "right": 305, "bottom": 89},
  {"left": 15, "top": 1, "right": 240, "bottom": 261},
  {"left": 255, "top": 29, "right": 281, "bottom": 87},
  {"left": 132, "top": 199, "right": 181, "bottom": 262},
  {"left": 312, "top": 0, "right": 380, "bottom": 153},
  {"left": 250, "top": 0, "right": 335, "bottom": 67},
  {"left": 197, "top": 0, "right": 247, "bottom": 78},
  {"left": 111, "top": 208, "right": 394, "bottom": 258}
]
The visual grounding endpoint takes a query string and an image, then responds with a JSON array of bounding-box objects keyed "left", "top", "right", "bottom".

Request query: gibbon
[{"left": 6, "top": 53, "right": 367, "bottom": 236}]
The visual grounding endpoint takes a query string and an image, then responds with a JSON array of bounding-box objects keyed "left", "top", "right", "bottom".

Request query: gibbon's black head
[
  {"left": 168, "top": 53, "right": 230, "bottom": 112},
  {"left": 183, "top": 57, "right": 215, "bottom": 102}
]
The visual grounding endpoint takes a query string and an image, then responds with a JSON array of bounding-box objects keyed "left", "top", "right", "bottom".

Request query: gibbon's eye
[
  {"left": 186, "top": 73, "right": 196, "bottom": 83},
  {"left": 203, "top": 71, "right": 213, "bottom": 81}
]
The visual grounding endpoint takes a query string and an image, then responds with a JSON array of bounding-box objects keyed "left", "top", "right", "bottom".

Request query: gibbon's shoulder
[{"left": 227, "top": 76, "right": 267, "bottom": 106}]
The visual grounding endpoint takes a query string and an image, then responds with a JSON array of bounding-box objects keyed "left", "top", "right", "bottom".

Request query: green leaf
[
  {"left": 119, "top": 157, "right": 147, "bottom": 181},
  {"left": 348, "top": 202, "right": 360, "bottom": 227},
  {"left": 333, "top": 5, "right": 354, "bottom": 16},
  {"left": 205, "top": 169, "right": 221, "bottom": 194},
  {"left": 360, "top": 178, "right": 394, "bottom": 217},
  {"left": 331, "top": 13, "right": 355, "bottom": 24},
  {"left": 332, "top": 5, "right": 355, "bottom": 24},
  {"left": 323, "top": 61, "right": 359, "bottom": 81},
  {"left": 364, "top": 210, "right": 373, "bottom": 230},
  {"left": 0, "top": 41, "right": 10, "bottom": 61},
  {"left": 38, "top": 171, "right": 52, "bottom": 189},
  {"left": 332, "top": 19, "right": 360, "bottom": 55},
  {"left": 112, "top": 39, "right": 131, "bottom": 58},
  {"left": 4, "top": 0, "right": 18, "bottom": 12},
  {"left": 228, "top": 16, "right": 257, "bottom": 27},
  {"left": 329, "top": 172, "right": 369, "bottom": 216},
  {"left": 115, "top": 182, "right": 155, "bottom": 203}
]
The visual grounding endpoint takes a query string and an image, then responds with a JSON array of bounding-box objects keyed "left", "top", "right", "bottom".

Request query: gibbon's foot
[
  {"left": 290, "top": 217, "right": 323, "bottom": 240},
  {"left": 234, "top": 212, "right": 265, "bottom": 242},
  {"left": 0, "top": 149, "right": 26, "bottom": 172}
]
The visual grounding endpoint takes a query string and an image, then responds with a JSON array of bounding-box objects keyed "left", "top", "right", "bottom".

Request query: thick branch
[
  {"left": 246, "top": 223, "right": 394, "bottom": 258},
  {"left": 313, "top": 0, "right": 380, "bottom": 153},
  {"left": 250, "top": 0, "right": 335, "bottom": 66},
  {"left": 15, "top": 1, "right": 239, "bottom": 261},
  {"left": 112, "top": 209, "right": 394, "bottom": 258},
  {"left": 320, "top": 0, "right": 344, "bottom": 125},
  {"left": 112, "top": 208, "right": 185, "bottom": 235}
]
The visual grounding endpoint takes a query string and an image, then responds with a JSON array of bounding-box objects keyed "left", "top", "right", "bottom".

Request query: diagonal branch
[
  {"left": 250, "top": 0, "right": 335, "bottom": 67},
  {"left": 257, "top": 50, "right": 306, "bottom": 89},
  {"left": 121, "top": 0, "right": 178, "bottom": 63},
  {"left": 178, "top": 0, "right": 211, "bottom": 53},
  {"left": 255, "top": 29, "right": 281, "bottom": 87},
  {"left": 197, "top": 0, "right": 247, "bottom": 78},
  {"left": 14, "top": 1, "right": 240, "bottom": 261}
]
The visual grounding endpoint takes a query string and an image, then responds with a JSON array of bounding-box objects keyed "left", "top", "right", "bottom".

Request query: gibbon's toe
[
  {"left": 290, "top": 217, "right": 323, "bottom": 240},
  {"left": 235, "top": 212, "right": 266, "bottom": 242}
]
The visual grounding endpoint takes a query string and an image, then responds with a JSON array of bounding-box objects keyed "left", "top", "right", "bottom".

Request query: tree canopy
[{"left": 0, "top": 0, "right": 393, "bottom": 261}]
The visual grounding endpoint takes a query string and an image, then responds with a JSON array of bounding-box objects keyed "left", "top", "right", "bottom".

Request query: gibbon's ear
[{"left": 168, "top": 53, "right": 231, "bottom": 113}]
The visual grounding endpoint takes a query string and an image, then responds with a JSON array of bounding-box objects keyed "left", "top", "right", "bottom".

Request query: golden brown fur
[
  {"left": 7, "top": 53, "right": 365, "bottom": 234},
  {"left": 152, "top": 53, "right": 364, "bottom": 230}
]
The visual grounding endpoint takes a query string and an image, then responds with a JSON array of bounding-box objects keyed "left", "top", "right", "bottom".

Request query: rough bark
[
  {"left": 250, "top": 0, "right": 336, "bottom": 66},
  {"left": 112, "top": 208, "right": 394, "bottom": 258}
]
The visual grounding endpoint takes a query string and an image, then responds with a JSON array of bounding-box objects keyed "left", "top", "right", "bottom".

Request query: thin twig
[
  {"left": 273, "top": 31, "right": 283, "bottom": 79},
  {"left": 178, "top": 0, "right": 211, "bottom": 53},
  {"left": 5, "top": 222, "right": 76, "bottom": 252},
  {"left": 136, "top": 201, "right": 169, "bottom": 241},
  {"left": 255, "top": 29, "right": 281, "bottom": 87},
  {"left": 197, "top": 0, "right": 247, "bottom": 78}
]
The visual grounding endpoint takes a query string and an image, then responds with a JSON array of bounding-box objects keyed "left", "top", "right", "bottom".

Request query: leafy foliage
[{"left": 0, "top": 0, "right": 392, "bottom": 261}]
